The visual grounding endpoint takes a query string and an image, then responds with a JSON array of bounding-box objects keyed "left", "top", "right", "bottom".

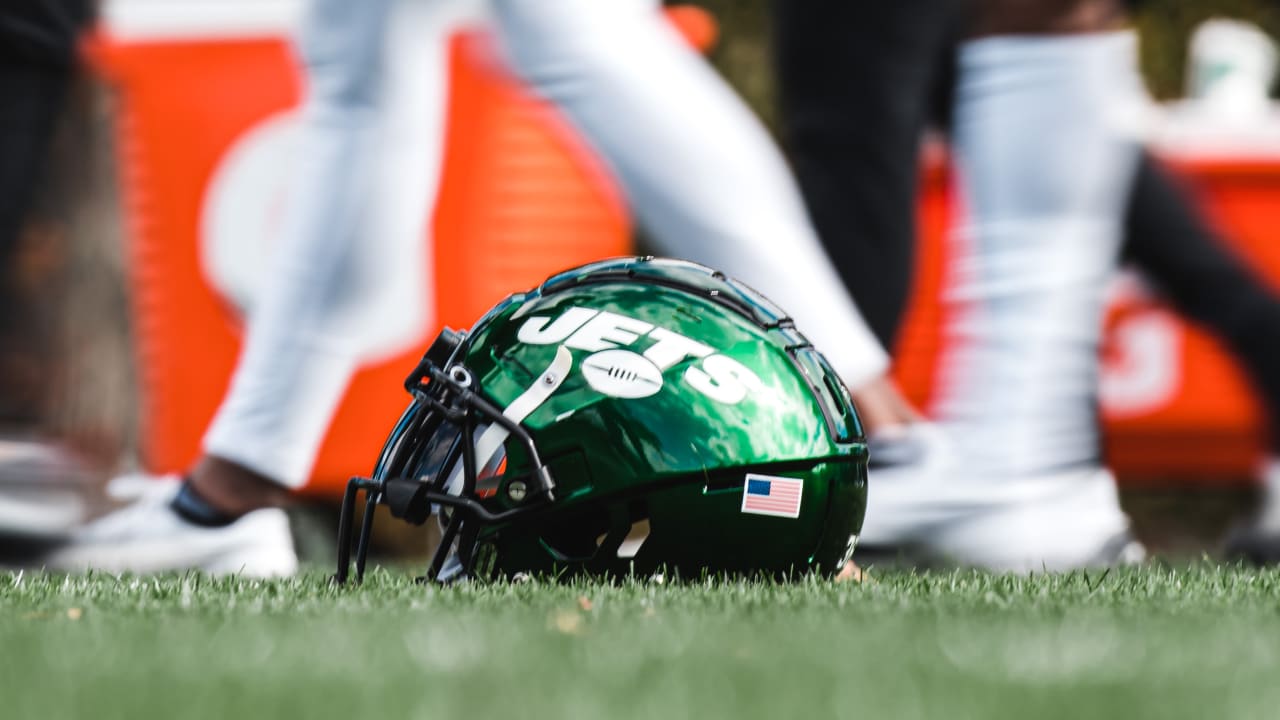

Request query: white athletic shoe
[
  {"left": 0, "top": 439, "right": 90, "bottom": 540},
  {"left": 45, "top": 474, "right": 298, "bottom": 577},
  {"left": 1223, "top": 458, "right": 1280, "bottom": 565},
  {"left": 860, "top": 423, "right": 1145, "bottom": 572}
]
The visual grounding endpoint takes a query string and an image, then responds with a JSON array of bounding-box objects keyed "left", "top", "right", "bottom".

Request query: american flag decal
[{"left": 740, "top": 474, "right": 803, "bottom": 518}]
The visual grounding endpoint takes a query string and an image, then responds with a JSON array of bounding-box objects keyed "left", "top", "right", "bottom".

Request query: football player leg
[
  {"left": 860, "top": 0, "right": 1146, "bottom": 570},
  {"left": 772, "top": 0, "right": 962, "bottom": 351},
  {"left": 769, "top": 0, "right": 964, "bottom": 563},
  {"left": 489, "top": 0, "right": 900, "bottom": 405},
  {"left": 0, "top": 0, "right": 96, "bottom": 545},
  {"left": 48, "top": 0, "right": 464, "bottom": 575},
  {"left": 1118, "top": 155, "right": 1280, "bottom": 563}
]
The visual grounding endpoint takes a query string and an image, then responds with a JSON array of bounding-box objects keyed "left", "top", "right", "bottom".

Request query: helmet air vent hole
[{"left": 539, "top": 508, "right": 611, "bottom": 562}]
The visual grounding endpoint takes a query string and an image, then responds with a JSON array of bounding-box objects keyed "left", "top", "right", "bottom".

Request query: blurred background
[
  {"left": 5, "top": 0, "right": 1280, "bottom": 558},
  {"left": 689, "top": 0, "right": 1280, "bottom": 124}
]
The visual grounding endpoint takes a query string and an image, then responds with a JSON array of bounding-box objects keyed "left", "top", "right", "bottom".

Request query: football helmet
[{"left": 336, "top": 257, "right": 868, "bottom": 582}]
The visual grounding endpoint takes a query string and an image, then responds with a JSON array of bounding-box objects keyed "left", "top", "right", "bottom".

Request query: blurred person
[
  {"left": 773, "top": 1, "right": 963, "bottom": 353},
  {"left": 778, "top": 0, "right": 1280, "bottom": 568},
  {"left": 777, "top": 0, "right": 1151, "bottom": 571},
  {"left": 867, "top": 0, "right": 1146, "bottom": 571},
  {"left": 0, "top": 0, "right": 96, "bottom": 545},
  {"left": 1130, "top": 159, "right": 1280, "bottom": 565},
  {"left": 48, "top": 0, "right": 916, "bottom": 575}
]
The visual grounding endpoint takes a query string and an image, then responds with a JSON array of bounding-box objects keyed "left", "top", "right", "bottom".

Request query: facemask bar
[{"left": 335, "top": 328, "right": 558, "bottom": 585}]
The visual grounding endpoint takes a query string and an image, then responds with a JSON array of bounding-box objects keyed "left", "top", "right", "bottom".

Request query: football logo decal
[{"left": 581, "top": 350, "right": 664, "bottom": 398}]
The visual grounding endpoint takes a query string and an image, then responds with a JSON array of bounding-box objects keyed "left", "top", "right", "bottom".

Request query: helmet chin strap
[
  {"left": 429, "top": 345, "right": 574, "bottom": 583},
  {"left": 444, "top": 345, "right": 573, "bottom": 496}
]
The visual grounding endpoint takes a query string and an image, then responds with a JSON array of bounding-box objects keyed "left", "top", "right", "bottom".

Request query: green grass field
[{"left": 4, "top": 565, "right": 1280, "bottom": 719}]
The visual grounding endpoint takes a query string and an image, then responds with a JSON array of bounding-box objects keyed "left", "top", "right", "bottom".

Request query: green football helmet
[{"left": 336, "top": 257, "right": 868, "bottom": 583}]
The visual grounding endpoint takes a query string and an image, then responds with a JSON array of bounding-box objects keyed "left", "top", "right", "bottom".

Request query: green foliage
[{"left": 4, "top": 566, "right": 1280, "bottom": 719}]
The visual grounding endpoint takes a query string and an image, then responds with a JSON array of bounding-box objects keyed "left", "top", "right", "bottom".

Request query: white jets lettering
[
  {"left": 517, "top": 309, "right": 762, "bottom": 404},
  {"left": 685, "top": 354, "right": 764, "bottom": 405},
  {"left": 564, "top": 311, "right": 654, "bottom": 352},
  {"left": 516, "top": 306, "right": 598, "bottom": 345}
]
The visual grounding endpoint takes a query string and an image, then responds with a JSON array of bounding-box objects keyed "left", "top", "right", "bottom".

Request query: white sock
[{"left": 938, "top": 31, "right": 1145, "bottom": 481}]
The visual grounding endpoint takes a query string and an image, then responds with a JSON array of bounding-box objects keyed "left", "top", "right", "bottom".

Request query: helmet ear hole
[
  {"left": 536, "top": 502, "right": 650, "bottom": 569},
  {"left": 537, "top": 506, "right": 612, "bottom": 563}
]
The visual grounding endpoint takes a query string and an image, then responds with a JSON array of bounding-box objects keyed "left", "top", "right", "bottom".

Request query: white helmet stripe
[{"left": 446, "top": 346, "right": 573, "bottom": 495}]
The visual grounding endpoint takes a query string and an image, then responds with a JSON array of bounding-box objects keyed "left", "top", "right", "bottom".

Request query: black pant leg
[
  {"left": 1124, "top": 152, "right": 1280, "bottom": 452},
  {"left": 772, "top": 0, "right": 960, "bottom": 350},
  {"left": 0, "top": 65, "right": 71, "bottom": 271},
  {"left": 0, "top": 0, "right": 87, "bottom": 323}
]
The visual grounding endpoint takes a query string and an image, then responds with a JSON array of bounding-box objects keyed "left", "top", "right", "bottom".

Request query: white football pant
[{"left": 860, "top": 32, "right": 1147, "bottom": 570}]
